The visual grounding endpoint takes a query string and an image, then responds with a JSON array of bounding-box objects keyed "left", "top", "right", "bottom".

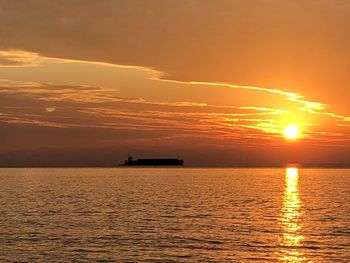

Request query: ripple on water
[{"left": 0, "top": 168, "right": 349, "bottom": 262}]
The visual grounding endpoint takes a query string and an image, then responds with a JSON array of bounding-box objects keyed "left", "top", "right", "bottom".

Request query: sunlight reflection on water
[{"left": 278, "top": 168, "right": 312, "bottom": 263}]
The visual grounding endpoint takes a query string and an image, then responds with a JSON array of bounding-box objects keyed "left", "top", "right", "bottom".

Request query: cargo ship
[{"left": 122, "top": 156, "right": 184, "bottom": 166}]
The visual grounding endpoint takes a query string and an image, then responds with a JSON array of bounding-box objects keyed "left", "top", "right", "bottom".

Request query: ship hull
[{"left": 123, "top": 158, "right": 183, "bottom": 166}]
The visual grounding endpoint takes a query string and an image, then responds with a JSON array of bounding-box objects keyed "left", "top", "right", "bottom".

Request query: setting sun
[{"left": 284, "top": 125, "right": 299, "bottom": 140}]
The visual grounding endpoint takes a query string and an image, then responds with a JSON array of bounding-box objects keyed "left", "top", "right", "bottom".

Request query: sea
[{"left": 0, "top": 168, "right": 349, "bottom": 262}]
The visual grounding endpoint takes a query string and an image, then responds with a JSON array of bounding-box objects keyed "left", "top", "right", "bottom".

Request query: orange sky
[{"left": 0, "top": 0, "right": 349, "bottom": 166}]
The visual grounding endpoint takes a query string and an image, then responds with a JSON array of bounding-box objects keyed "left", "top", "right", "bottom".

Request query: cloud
[
  {"left": 0, "top": 50, "right": 42, "bottom": 66},
  {"left": 1, "top": 0, "right": 350, "bottom": 114},
  {"left": 0, "top": 50, "right": 348, "bottom": 146},
  {"left": 0, "top": 80, "right": 295, "bottom": 147},
  {"left": 0, "top": 80, "right": 349, "bottom": 148}
]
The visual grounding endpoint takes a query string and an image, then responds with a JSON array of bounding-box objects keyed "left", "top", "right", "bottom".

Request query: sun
[{"left": 284, "top": 125, "right": 299, "bottom": 140}]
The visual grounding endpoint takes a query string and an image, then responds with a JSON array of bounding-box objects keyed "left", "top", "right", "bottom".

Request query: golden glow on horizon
[
  {"left": 278, "top": 168, "right": 310, "bottom": 262},
  {"left": 284, "top": 125, "right": 299, "bottom": 140}
]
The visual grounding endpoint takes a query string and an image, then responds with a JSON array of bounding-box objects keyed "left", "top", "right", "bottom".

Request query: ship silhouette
[{"left": 122, "top": 156, "right": 184, "bottom": 166}]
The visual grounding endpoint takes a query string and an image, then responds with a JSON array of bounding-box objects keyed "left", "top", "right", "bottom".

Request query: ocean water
[{"left": 0, "top": 168, "right": 349, "bottom": 262}]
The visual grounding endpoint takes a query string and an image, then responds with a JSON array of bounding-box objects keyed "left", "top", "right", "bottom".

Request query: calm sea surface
[{"left": 0, "top": 168, "right": 349, "bottom": 262}]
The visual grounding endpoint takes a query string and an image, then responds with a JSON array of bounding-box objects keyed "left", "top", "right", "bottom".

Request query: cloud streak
[
  {"left": 0, "top": 50, "right": 43, "bottom": 67},
  {"left": 0, "top": 79, "right": 349, "bottom": 149}
]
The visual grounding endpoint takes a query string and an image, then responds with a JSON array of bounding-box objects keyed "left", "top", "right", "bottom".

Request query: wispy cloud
[
  {"left": 0, "top": 50, "right": 43, "bottom": 67},
  {"left": 1, "top": 79, "right": 349, "bottom": 151},
  {"left": 0, "top": 51, "right": 349, "bottom": 152}
]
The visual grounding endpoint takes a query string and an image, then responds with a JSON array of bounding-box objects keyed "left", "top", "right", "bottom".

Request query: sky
[{"left": 0, "top": 0, "right": 350, "bottom": 166}]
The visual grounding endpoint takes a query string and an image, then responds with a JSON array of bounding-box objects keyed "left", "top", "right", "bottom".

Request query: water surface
[{"left": 0, "top": 168, "right": 349, "bottom": 262}]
